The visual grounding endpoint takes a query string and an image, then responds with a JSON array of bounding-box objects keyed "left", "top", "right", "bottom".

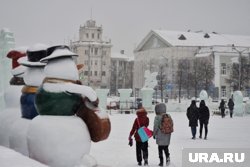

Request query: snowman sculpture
[
  {"left": 4, "top": 48, "right": 27, "bottom": 108},
  {"left": 29, "top": 45, "right": 110, "bottom": 167},
  {"left": 18, "top": 44, "right": 48, "bottom": 119}
]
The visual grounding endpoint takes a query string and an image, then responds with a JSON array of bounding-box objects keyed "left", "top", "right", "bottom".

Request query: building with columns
[
  {"left": 70, "top": 20, "right": 112, "bottom": 89},
  {"left": 134, "top": 30, "right": 250, "bottom": 99},
  {"left": 110, "top": 50, "right": 134, "bottom": 95}
]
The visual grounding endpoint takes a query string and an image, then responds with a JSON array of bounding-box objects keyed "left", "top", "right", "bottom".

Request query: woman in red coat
[{"left": 129, "top": 108, "right": 149, "bottom": 166}]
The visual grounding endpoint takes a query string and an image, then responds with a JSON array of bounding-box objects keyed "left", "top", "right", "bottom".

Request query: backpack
[{"left": 160, "top": 114, "right": 174, "bottom": 134}]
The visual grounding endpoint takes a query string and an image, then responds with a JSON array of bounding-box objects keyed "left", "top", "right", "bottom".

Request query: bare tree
[{"left": 227, "top": 56, "right": 250, "bottom": 91}]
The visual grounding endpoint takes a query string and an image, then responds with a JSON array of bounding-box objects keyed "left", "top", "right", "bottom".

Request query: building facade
[
  {"left": 134, "top": 30, "right": 250, "bottom": 99},
  {"left": 110, "top": 50, "right": 134, "bottom": 95},
  {"left": 70, "top": 20, "right": 112, "bottom": 89}
]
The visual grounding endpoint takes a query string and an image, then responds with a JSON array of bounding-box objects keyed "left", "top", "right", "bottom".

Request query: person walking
[
  {"left": 219, "top": 99, "right": 226, "bottom": 118},
  {"left": 129, "top": 108, "right": 149, "bottom": 166},
  {"left": 187, "top": 100, "right": 199, "bottom": 139},
  {"left": 153, "top": 103, "right": 173, "bottom": 166},
  {"left": 198, "top": 100, "right": 210, "bottom": 140},
  {"left": 228, "top": 98, "right": 234, "bottom": 118}
]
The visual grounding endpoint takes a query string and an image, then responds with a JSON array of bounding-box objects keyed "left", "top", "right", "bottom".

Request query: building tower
[{"left": 70, "top": 20, "right": 112, "bottom": 89}]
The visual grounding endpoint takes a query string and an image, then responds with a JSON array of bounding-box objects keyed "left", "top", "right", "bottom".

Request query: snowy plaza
[{"left": 90, "top": 102, "right": 250, "bottom": 167}]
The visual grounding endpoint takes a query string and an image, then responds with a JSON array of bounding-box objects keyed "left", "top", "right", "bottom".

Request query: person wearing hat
[
  {"left": 153, "top": 103, "right": 172, "bottom": 166},
  {"left": 129, "top": 107, "right": 149, "bottom": 166},
  {"left": 18, "top": 44, "right": 48, "bottom": 119}
]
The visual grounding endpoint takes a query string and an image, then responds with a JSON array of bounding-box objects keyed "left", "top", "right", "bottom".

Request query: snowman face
[
  {"left": 23, "top": 66, "right": 45, "bottom": 87},
  {"left": 44, "top": 57, "right": 79, "bottom": 81}
]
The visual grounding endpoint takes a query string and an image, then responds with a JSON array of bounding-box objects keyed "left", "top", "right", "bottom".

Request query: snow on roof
[
  {"left": 135, "top": 30, "right": 250, "bottom": 51},
  {"left": 154, "top": 30, "right": 250, "bottom": 47}
]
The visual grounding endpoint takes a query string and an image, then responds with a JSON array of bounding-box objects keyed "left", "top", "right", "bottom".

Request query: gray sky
[{"left": 1, "top": 0, "right": 250, "bottom": 56}]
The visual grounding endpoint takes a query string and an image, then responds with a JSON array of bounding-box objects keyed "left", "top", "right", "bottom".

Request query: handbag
[{"left": 137, "top": 118, "right": 153, "bottom": 142}]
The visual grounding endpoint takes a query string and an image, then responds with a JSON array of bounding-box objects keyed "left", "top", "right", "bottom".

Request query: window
[
  {"left": 221, "top": 63, "right": 227, "bottom": 75},
  {"left": 91, "top": 47, "right": 93, "bottom": 53},
  {"left": 84, "top": 71, "right": 88, "bottom": 76},
  {"left": 94, "top": 71, "right": 98, "bottom": 76},
  {"left": 221, "top": 86, "right": 226, "bottom": 97},
  {"left": 98, "top": 33, "right": 100, "bottom": 39},
  {"left": 95, "top": 60, "right": 98, "bottom": 65},
  {"left": 86, "top": 33, "right": 89, "bottom": 38},
  {"left": 85, "top": 50, "right": 89, "bottom": 55},
  {"left": 102, "top": 61, "right": 106, "bottom": 66},
  {"left": 90, "top": 71, "right": 92, "bottom": 76},
  {"left": 84, "top": 60, "right": 88, "bottom": 65},
  {"left": 91, "top": 60, "right": 93, "bottom": 65},
  {"left": 92, "top": 33, "right": 94, "bottom": 39},
  {"left": 102, "top": 71, "right": 106, "bottom": 76},
  {"left": 95, "top": 48, "right": 98, "bottom": 55}
]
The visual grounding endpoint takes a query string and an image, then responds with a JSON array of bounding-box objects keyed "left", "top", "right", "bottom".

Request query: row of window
[
  {"left": 84, "top": 48, "right": 107, "bottom": 56},
  {"left": 84, "top": 71, "right": 106, "bottom": 76},
  {"left": 84, "top": 60, "right": 106, "bottom": 66},
  {"left": 86, "top": 33, "right": 100, "bottom": 39}
]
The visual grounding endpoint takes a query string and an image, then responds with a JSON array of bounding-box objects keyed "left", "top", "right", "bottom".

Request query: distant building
[
  {"left": 0, "top": 28, "right": 15, "bottom": 110},
  {"left": 134, "top": 30, "right": 250, "bottom": 99},
  {"left": 110, "top": 50, "right": 134, "bottom": 95},
  {"left": 70, "top": 20, "right": 112, "bottom": 89}
]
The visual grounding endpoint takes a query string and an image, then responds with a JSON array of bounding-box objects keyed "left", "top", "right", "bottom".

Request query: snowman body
[
  {"left": 36, "top": 57, "right": 82, "bottom": 115},
  {"left": 21, "top": 66, "right": 45, "bottom": 119}
]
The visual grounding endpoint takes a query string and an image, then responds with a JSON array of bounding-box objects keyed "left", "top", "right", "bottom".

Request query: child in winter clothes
[
  {"left": 153, "top": 103, "right": 172, "bottom": 166},
  {"left": 129, "top": 108, "right": 149, "bottom": 166}
]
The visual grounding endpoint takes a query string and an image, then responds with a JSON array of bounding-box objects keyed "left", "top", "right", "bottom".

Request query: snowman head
[
  {"left": 41, "top": 45, "right": 79, "bottom": 81},
  {"left": 18, "top": 44, "right": 48, "bottom": 86}
]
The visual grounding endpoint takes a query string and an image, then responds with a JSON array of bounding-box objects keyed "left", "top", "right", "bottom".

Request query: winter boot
[
  {"left": 158, "top": 157, "right": 163, "bottom": 166},
  {"left": 144, "top": 159, "right": 148, "bottom": 166},
  {"left": 138, "top": 162, "right": 142, "bottom": 166},
  {"left": 166, "top": 157, "right": 170, "bottom": 166}
]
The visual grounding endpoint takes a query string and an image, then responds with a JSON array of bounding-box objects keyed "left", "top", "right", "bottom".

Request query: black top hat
[{"left": 18, "top": 44, "right": 48, "bottom": 67}]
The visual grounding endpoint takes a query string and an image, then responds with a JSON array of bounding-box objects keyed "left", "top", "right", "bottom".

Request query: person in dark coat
[
  {"left": 198, "top": 100, "right": 210, "bottom": 140},
  {"left": 228, "top": 98, "right": 234, "bottom": 118},
  {"left": 129, "top": 108, "right": 149, "bottom": 166},
  {"left": 187, "top": 100, "right": 199, "bottom": 139},
  {"left": 219, "top": 99, "right": 226, "bottom": 118}
]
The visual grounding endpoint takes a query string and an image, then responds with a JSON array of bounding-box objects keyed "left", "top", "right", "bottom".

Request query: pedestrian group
[{"left": 128, "top": 98, "right": 234, "bottom": 166}]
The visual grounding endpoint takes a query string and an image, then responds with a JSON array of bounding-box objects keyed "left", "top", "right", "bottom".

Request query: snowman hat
[
  {"left": 18, "top": 43, "right": 48, "bottom": 67},
  {"left": 7, "top": 47, "right": 27, "bottom": 76},
  {"left": 40, "top": 45, "right": 78, "bottom": 62},
  {"left": 7, "top": 48, "right": 27, "bottom": 69}
]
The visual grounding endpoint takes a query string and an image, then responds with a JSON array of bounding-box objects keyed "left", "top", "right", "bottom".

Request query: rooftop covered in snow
[{"left": 135, "top": 30, "right": 250, "bottom": 52}]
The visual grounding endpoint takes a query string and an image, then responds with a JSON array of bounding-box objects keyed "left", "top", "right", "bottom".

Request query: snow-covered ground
[
  {"left": 90, "top": 110, "right": 250, "bottom": 167},
  {"left": 1, "top": 100, "right": 250, "bottom": 167}
]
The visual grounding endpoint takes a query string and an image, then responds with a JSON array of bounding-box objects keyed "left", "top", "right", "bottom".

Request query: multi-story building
[
  {"left": 110, "top": 50, "right": 134, "bottom": 95},
  {"left": 70, "top": 20, "right": 112, "bottom": 89},
  {"left": 134, "top": 30, "right": 250, "bottom": 99}
]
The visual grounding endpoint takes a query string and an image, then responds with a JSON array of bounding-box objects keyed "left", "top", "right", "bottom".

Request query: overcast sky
[{"left": 1, "top": 0, "right": 250, "bottom": 56}]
